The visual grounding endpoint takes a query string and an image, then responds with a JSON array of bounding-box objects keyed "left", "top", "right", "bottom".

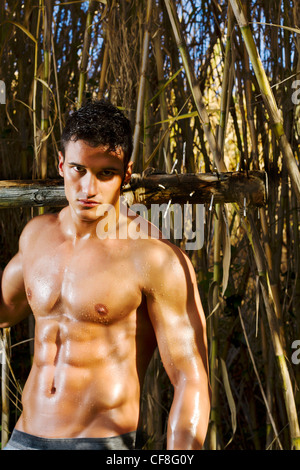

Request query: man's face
[{"left": 58, "top": 140, "right": 132, "bottom": 223}]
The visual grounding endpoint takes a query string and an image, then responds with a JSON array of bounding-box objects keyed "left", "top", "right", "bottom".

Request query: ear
[
  {"left": 58, "top": 151, "right": 65, "bottom": 178},
  {"left": 123, "top": 160, "right": 133, "bottom": 186}
]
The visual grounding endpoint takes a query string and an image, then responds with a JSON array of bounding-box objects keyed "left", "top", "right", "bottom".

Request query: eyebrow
[
  {"left": 68, "top": 162, "right": 120, "bottom": 170},
  {"left": 68, "top": 162, "right": 85, "bottom": 168}
]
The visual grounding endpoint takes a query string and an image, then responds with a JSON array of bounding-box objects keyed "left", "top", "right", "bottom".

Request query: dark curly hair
[{"left": 61, "top": 99, "right": 133, "bottom": 170}]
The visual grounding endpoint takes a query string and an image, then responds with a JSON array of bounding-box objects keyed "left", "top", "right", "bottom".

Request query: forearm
[
  {"left": 0, "top": 304, "right": 14, "bottom": 328},
  {"left": 0, "top": 276, "right": 13, "bottom": 328},
  {"left": 0, "top": 298, "right": 30, "bottom": 328},
  {"left": 167, "top": 378, "right": 211, "bottom": 450}
]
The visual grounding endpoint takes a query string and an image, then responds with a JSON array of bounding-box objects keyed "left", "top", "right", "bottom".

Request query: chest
[{"left": 23, "top": 238, "right": 143, "bottom": 324}]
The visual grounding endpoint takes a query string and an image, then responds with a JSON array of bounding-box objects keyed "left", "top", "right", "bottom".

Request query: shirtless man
[{"left": 0, "top": 99, "right": 211, "bottom": 451}]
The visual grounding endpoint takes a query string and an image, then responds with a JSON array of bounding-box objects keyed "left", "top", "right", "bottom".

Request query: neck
[{"left": 61, "top": 198, "right": 127, "bottom": 241}]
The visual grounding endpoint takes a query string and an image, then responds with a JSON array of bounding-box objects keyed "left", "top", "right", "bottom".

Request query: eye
[
  {"left": 72, "top": 166, "right": 85, "bottom": 173},
  {"left": 99, "top": 170, "right": 115, "bottom": 178}
]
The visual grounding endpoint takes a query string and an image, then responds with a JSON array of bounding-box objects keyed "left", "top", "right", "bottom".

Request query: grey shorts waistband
[{"left": 4, "top": 429, "right": 141, "bottom": 450}]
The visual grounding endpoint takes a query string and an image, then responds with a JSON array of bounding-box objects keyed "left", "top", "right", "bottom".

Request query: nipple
[
  {"left": 94, "top": 303, "right": 110, "bottom": 324},
  {"left": 94, "top": 303, "right": 108, "bottom": 316},
  {"left": 27, "top": 287, "right": 32, "bottom": 299}
]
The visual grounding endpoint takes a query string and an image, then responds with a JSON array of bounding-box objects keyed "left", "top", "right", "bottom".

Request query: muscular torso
[{"left": 16, "top": 211, "right": 157, "bottom": 438}]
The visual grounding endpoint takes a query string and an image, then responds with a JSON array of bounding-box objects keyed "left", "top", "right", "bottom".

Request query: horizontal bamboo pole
[
  {"left": 0, "top": 179, "right": 66, "bottom": 208},
  {"left": 0, "top": 171, "right": 266, "bottom": 209},
  {"left": 126, "top": 170, "right": 266, "bottom": 206}
]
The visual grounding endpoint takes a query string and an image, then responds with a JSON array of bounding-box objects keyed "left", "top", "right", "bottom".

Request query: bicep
[
  {"left": 1, "top": 252, "right": 31, "bottom": 326},
  {"left": 145, "top": 247, "right": 209, "bottom": 386},
  {"left": 2, "top": 252, "right": 25, "bottom": 301}
]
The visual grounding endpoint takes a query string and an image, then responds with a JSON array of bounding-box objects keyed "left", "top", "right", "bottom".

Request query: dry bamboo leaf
[
  {"left": 255, "top": 275, "right": 260, "bottom": 337},
  {"left": 13, "top": 99, "right": 34, "bottom": 113},
  {"left": 207, "top": 280, "right": 221, "bottom": 320},
  {"left": 220, "top": 357, "right": 236, "bottom": 448},
  {"left": 55, "top": 0, "right": 106, "bottom": 5},
  {"left": 251, "top": 21, "right": 300, "bottom": 36},
  {"left": 221, "top": 204, "right": 231, "bottom": 297},
  {"left": 36, "top": 77, "right": 58, "bottom": 140},
  {"left": 149, "top": 111, "right": 198, "bottom": 128},
  {"left": 147, "top": 66, "right": 184, "bottom": 106},
  {"left": 3, "top": 20, "right": 37, "bottom": 44}
]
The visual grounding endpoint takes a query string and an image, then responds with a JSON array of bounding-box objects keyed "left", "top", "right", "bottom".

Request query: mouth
[{"left": 77, "top": 199, "right": 100, "bottom": 207}]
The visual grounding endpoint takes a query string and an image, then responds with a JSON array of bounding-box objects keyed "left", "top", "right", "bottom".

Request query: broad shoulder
[
  {"left": 134, "top": 237, "right": 197, "bottom": 294},
  {"left": 126, "top": 208, "right": 191, "bottom": 270},
  {"left": 19, "top": 213, "right": 59, "bottom": 252}
]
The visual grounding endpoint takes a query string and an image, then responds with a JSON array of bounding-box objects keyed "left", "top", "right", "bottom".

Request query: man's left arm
[{"left": 145, "top": 242, "right": 211, "bottom": 450}]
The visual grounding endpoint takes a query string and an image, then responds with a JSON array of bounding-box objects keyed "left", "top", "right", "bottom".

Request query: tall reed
[
  {"left": 131, "top": 0, "right": 153, "bottom": 166},
  {"left": 229, "top": 0, "right": 300, "bottom": 203},
  {"left": 77, "top": 0, "right": 97, "bottom": 109}
]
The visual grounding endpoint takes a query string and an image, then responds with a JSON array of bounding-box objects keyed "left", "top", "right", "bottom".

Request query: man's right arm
[{"left": 0, "top": 235, "right": 32, "bottom": 329}]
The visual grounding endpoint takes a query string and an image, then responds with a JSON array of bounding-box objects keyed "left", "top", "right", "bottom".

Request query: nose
[{"left": 82, "top": 172, "right": 99, "bottom": 197}]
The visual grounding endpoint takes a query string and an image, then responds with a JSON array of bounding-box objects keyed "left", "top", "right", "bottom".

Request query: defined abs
[
  {"left": 18, "top": 317, "right": 140, "bottom": 436},
  {"left": 24, "top": 320, "right": 139, "bottom": 407},
  {"left": 19, "top": 358, "right": 140, "bottom": 438}
]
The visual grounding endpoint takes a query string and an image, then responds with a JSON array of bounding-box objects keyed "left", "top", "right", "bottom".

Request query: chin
[
  {"left": 72, "top": 206, "right": 98, "bottom": 222},
  {"left": 79, "top": 212, "right": 99, "bottom": 222}
]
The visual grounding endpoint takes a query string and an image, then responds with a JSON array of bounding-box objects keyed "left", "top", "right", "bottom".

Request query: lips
[{"left": 78, "top": 199, "right": 100, "bottom": 207}]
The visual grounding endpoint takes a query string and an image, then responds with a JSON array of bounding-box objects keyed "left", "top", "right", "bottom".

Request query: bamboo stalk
[
  {"left": 143, "top": 80, "right": 152, "bottom": 167},
  {"left": 241, "top": 1, "right": 259, "bottom": 170},
  {"left": 39, "top": 0, "right": 53, "bottom": 181},
  {"left": 207, "top": 8, "right": 235, "bottom": 443},
  {"left": 229, "top": 0, "right": 300, "bottom": 203},
  {"left": 164, "top": 0, "right": 226, "bottom": 173},
  {"left": 242, "top": 211, "right": 300, "bottom": 449},
  {"left": 77, "top": 0, "right": 97, "bottom": 109},
  {"left": 238, "top": 308, "right": 283, "bottom": 449},
  {"left": 51, "top": 34, "right": 63, "bottom": 135},
  {"left": 238, "top": 6, "right": 291, "bottom": 445},
  {"left": 152, "top": 22, "right": 171, "bottom": 171},
  {"left": 131, "top": 0, "right": 153, "bottom": 165},
  {"left": 97, "top": 0, "right": 114, "bottom": 101},
  {"left": 208, "top": 206, "right": 222, "bottom": 450},
  {"left": 97, "top": 38, "right": 109, "bottom": 100},
  {"left": 217, "top": 5, "right": 234, "bottom": 156},
  {"left": 239, "top": 1, "right": 286, "bottom": 351},
  {"left": 32, "top": 1, "right": 42, "bottom": 173},
  {"left": 262, "top": 322, "right": 275, "bottom": 449},
  {"left": 1, "top": 328, "right": 10, "bottom": 449}
]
